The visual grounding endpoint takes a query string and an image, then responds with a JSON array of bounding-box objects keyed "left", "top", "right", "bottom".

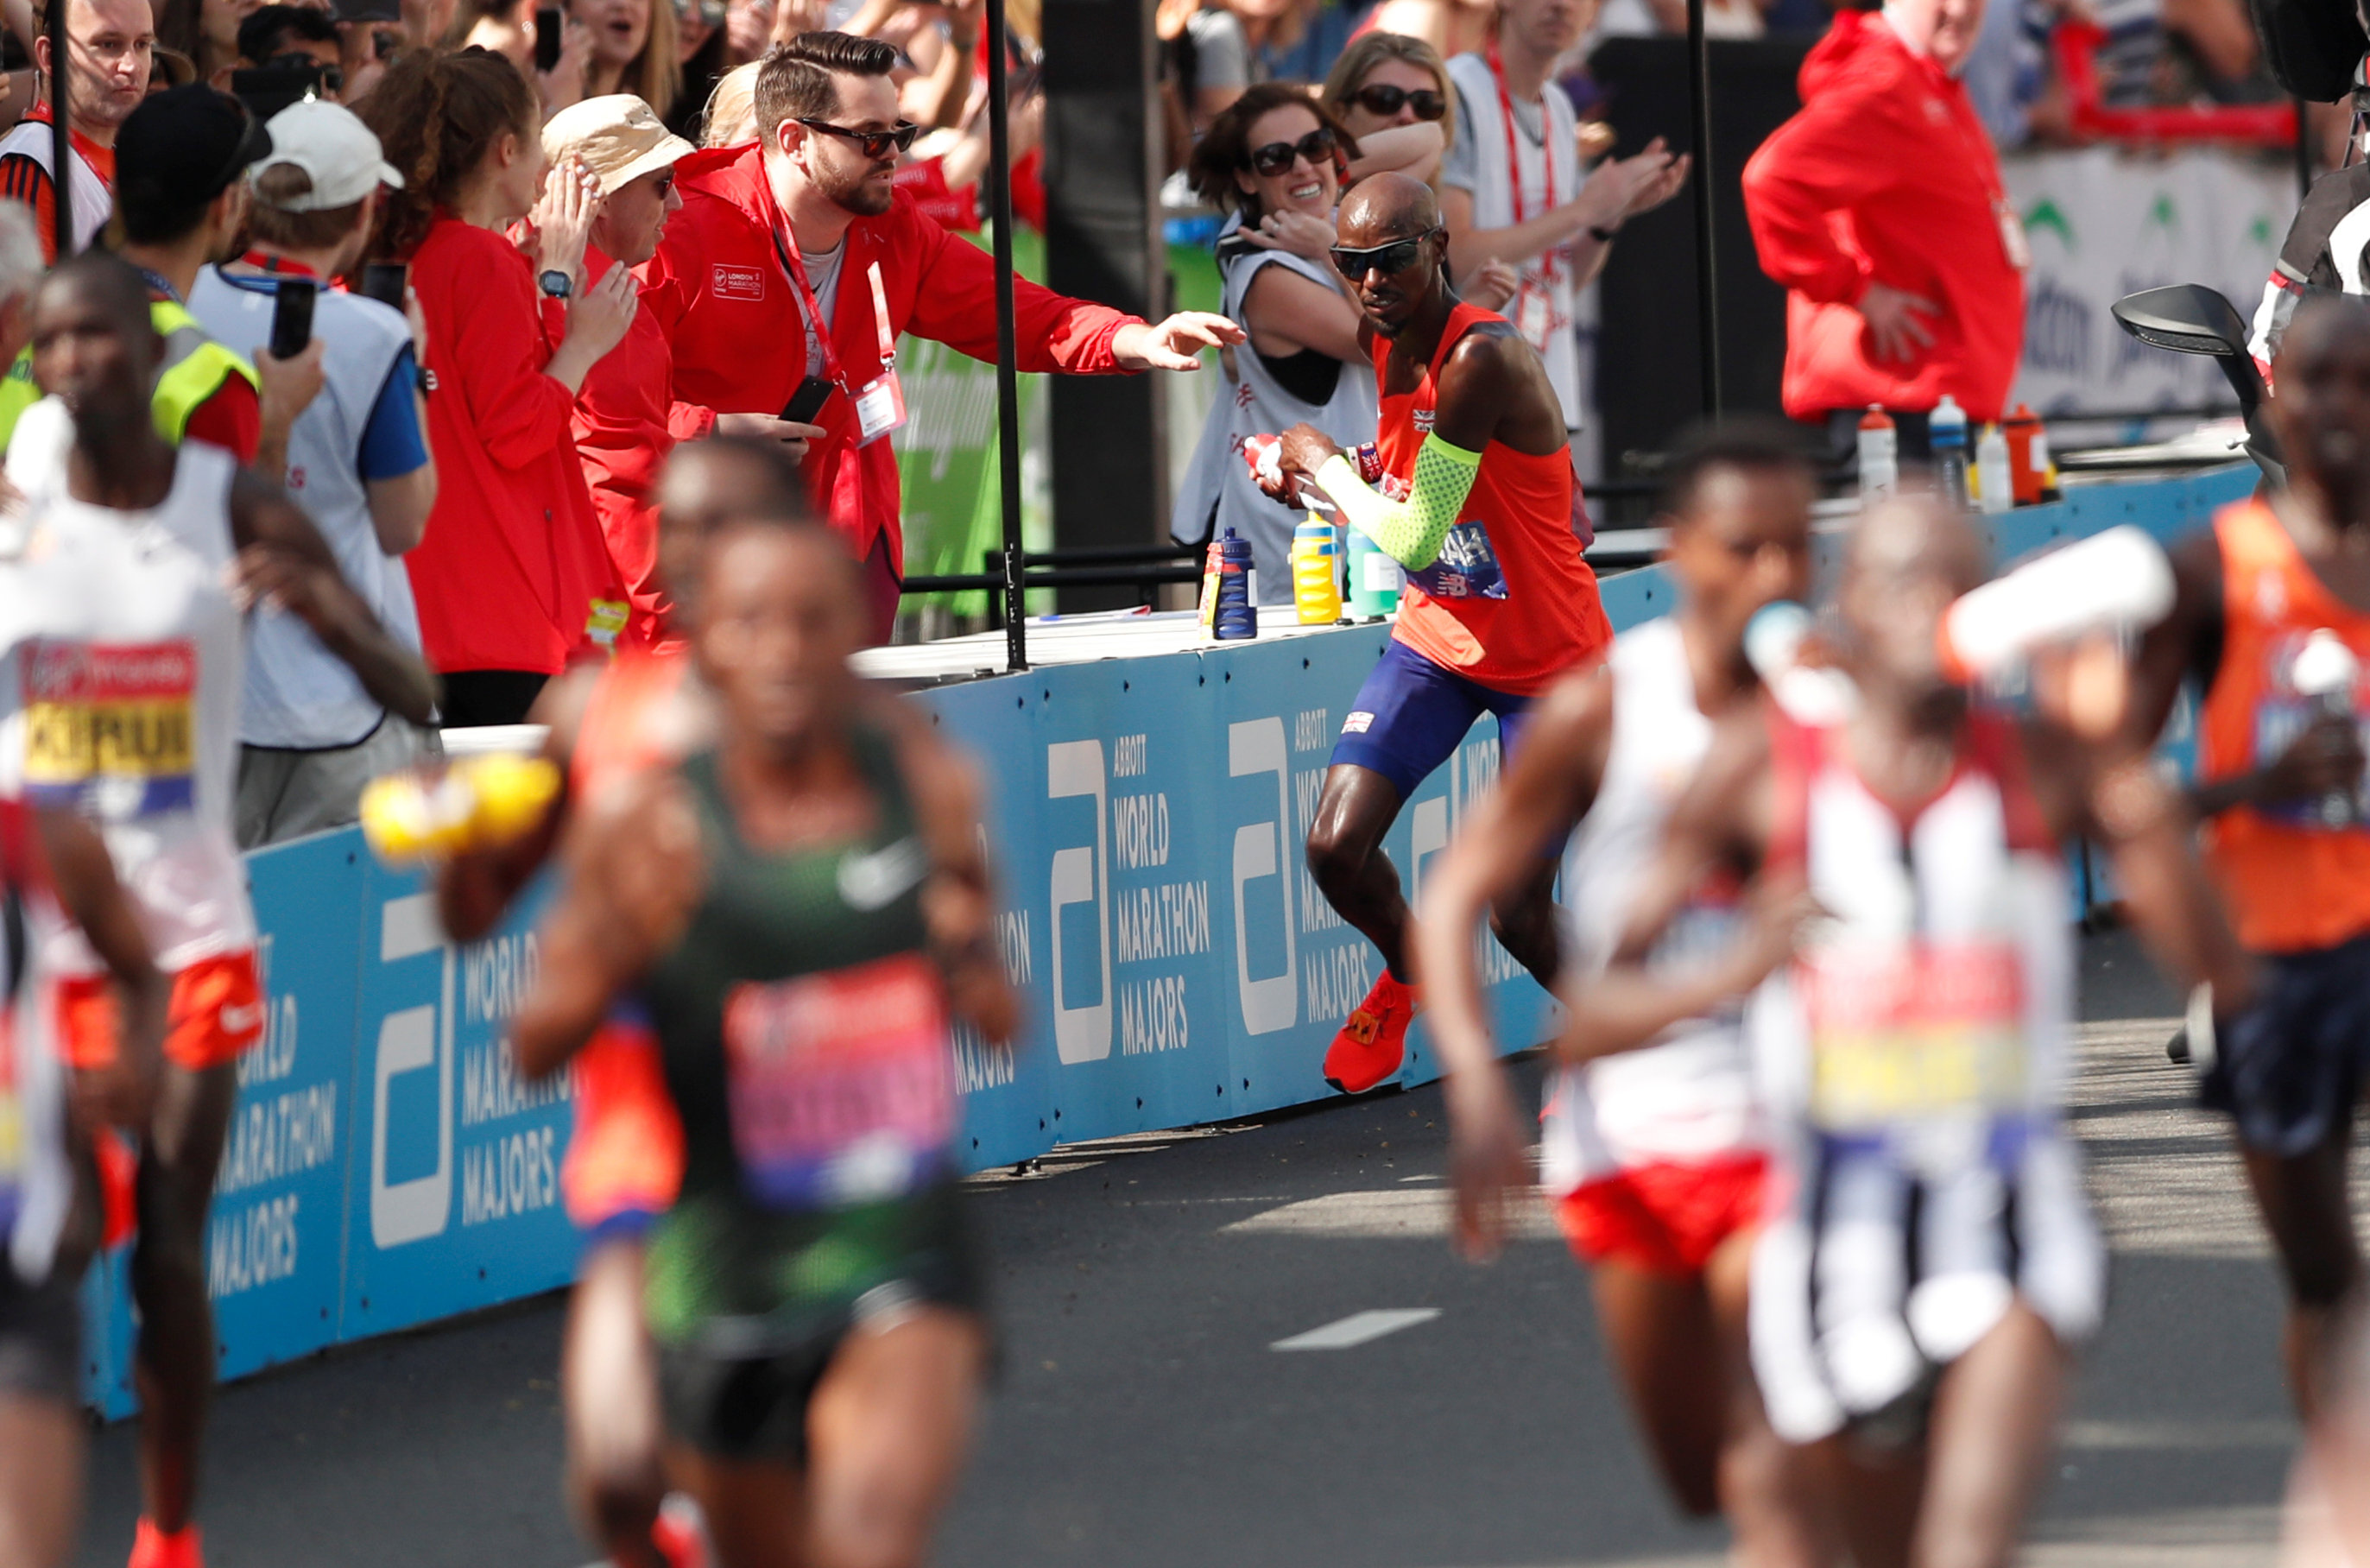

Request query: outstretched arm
[
  {"left": 1414, "top": 666, "right": 1609, "bottom": 1260},
  {"left": 230, "top": 477, "right": 441, "bottom": 726}
]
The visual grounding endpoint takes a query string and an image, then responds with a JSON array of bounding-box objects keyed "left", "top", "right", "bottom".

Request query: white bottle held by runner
[{"left": 1936, "top": 525, "right": 2177, "bottom": 683}]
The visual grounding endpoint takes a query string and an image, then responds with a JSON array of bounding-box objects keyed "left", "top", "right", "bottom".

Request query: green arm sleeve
[{"left": 1314, "top": 434, "right": 1482, "bottom": 571}]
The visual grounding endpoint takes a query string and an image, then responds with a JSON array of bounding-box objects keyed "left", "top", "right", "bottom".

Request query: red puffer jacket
[
  {"left": 640, "top": 144, "right": 1141, "bottom": 574},
  {"left": 1741, "top": 9, "right": 2026, "bottom": 423}
]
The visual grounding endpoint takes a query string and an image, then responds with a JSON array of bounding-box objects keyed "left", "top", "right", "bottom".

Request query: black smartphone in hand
[
  {"left": 360, "top": 262, "right": 407, "bottom": 312},
  {"left": 534, "top": 8, "right": 562, "bottom": 73},
  {"left": 781, "top": 376, "right": 835, "bottom": 425},
  {"left": 269, "top": 278, "right": 317, "bottom": 361}
]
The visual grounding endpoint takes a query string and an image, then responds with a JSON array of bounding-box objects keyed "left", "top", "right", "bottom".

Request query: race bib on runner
[
  {"left": 1801, "top": 942, "right": 2027, "bottom": 1132},
  {"left": 1406, "top": 522, "right": 1507, "bottom": 601},
  {"left": 21, "top": 641, "right": 197, "bottom": 819},
  {"left": 722, "top": 952, "right": 957, "bottom": 1211}
]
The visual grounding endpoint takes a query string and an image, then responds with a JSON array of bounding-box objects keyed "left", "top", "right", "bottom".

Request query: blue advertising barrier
[{"left": 76, "top": 464, "right": 2259, "bottom": 1409}]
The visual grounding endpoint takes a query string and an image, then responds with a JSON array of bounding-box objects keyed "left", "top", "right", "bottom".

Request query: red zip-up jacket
[
  {"left": 408, "top": 214, "right": 618, "bottom": 675},
  {"left": 574, "top": 243, "right": 715, "bottom": 648},
  {"left": 641, "top": 144, "right": 1141, "bottom": 574},
  {"left": 1741, "top": 10, "right": 2025, "bottom": 423}
]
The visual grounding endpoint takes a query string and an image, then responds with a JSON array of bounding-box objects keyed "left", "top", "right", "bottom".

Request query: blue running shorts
[
  {"left": 2204, "top": 931, "right": 2370, "bottom": 1158},
  {"left": 1328, "top": 638, "right": 1532, "bottom": 800}
]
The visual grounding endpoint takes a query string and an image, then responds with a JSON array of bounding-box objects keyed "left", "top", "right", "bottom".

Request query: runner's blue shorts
[
  {"left": 2203, "top": 931, "right": 2370, "bottom": 1158},
  {"left": 1327, "top": 639, "right": 1533, "bottom": 800}
]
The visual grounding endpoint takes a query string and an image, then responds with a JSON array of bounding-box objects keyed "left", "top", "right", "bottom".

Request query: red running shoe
[
  {"left": 128, "top": 1521, "right": 202, "bottom": 1568},
  {"left": 1324, "top": 971, "right": 1419, "bottom": 1094}
]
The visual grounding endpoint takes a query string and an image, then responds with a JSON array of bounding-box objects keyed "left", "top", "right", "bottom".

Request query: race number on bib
[
  {"left": 722, "top": 952, "right": 957, "bottom": 1211},
  {"left": 1802, "top": 942, "right": 2027, "bottom": 1131},
  {"left": 1405, "top": 522, "right": 1507, "bottom": 601},
  {"left": 21, "top": 641, "right": 198, "bottom": 819}
]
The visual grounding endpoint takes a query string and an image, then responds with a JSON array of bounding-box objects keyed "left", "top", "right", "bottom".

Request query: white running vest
[
  {"left": 0, "top": 419, "right": 254, "bottom": 973},
  {"left": 1543, "top": 616, "right": 1760, "bottom": 1192},
  {"left": 0, "top": 120, "right": 112, "bottom": 256},
  {"left": 188, "top": 267, "right": 425, "bottom": 749},
  {"left": 1446, "top": 51, "right": 1583, "bottom": 429},
  {"left": 1171, "top": 218, "right": 1380, "bottom": 603}
]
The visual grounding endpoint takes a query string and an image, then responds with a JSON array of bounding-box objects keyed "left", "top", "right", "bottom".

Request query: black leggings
[{"left": 439, "top": 669, "right": 551, "bottom": 730}]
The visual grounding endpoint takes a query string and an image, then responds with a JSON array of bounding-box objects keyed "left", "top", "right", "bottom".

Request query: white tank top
[
  {"left": 0, "top": 421, "right": 253, "bottom": 974},
  {"left": 1747, "top": 709, "right": 2073, "bottom": 1157},
  {"left": 1169, "top": 217, "right": 1379, "bottom": 604},
  {"left": 0, "top": 119, "right": 113, "bottom": 257},
  {"left": 1541, "top": 616, "right": 1760, "bottom": 1193}
]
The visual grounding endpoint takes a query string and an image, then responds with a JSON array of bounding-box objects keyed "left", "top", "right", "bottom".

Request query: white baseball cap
[{"left": 251, "top": 100, "right": 405, "bottom": 212}]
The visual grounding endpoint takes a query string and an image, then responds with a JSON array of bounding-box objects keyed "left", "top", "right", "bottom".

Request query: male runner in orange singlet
[
  {"left": 1269, "top": 171, "right": 1610, "bottom": 1094},
  {"left": 439, "top": 436, "right": 806, "bottom": 1568},
  {"left": 2118, "top": 296, "right": 2370, "bottom": 1422}
]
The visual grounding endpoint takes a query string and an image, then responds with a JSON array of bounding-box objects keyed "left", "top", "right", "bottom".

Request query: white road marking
[
  {"left": 1224, "top": 1186, "right": 1558, "bottom": 1240},
  {"left": 1271, "top": 1308, "right": 1440, "bottom": 1351}
]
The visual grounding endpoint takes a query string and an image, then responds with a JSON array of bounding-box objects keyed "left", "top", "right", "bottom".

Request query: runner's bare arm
[
  {"left": 2026, "top": 718, "right": 2260, "bottom": 1011},
  {"left": 436, "top": 667, "right": 597, "bottom": 943},
  {"left": 1554, "top": 709, "right": 1797, "bottom": 1065},
  {"left": 1416, "top": 664, "right": 1609, "bottom": 1087},
  {"left": 1415, "top": 665, "right": 1611, "bottom": 1262},
  {"left": 35, "top": 807, "right": 166, "bottom": 1131},
  {"left": 227, "top": 476, "right": 441, "bottom": 726},
  {"left": 880, "top": 699, "right": 1018, "bottom": 1046},
  {"left": 514, "top": 770, "right": 706, "bottom": 1080},
  {"left": 1430, "top": 324, "right": 1569, "bottom": 458}
]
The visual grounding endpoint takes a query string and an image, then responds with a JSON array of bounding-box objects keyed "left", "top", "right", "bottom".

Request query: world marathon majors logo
[{"left": 369, "top": 892, "right": 572, "bottom": 1253}]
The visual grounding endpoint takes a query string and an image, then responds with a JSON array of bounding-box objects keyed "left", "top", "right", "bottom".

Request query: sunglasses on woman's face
[
  {"left": 1351, "top": 82, "right": 1445, "bottom": 121},
  {"left": 1330, "top": 229, "right": 1436, "bottom": 281},
  {"left": 1245, "top": 125, "right": 1336, "bottom": 178}
]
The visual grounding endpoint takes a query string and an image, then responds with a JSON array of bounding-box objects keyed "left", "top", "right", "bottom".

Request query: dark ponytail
[{"left": 357, "top": 46, "right": 539, "bottom": 261}]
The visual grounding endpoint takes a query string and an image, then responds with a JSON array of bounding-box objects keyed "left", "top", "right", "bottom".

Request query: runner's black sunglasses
[
  {"left": 1349, "top": 83, "right": 1446, "bottom": 121},
  {"left": 796, "top": 117, "right": 923, "bottom": 158},
  {"left": 1244, "top": 126, "right": 1337, "bottom": 176},
  {"left": 1330, "top": 229, "right": 1438, "bottom": 281}
]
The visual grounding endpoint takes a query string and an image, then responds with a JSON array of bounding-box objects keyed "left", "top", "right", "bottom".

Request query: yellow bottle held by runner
[{"left": 359, "top": 753, "right": 562, "bottom": 866}]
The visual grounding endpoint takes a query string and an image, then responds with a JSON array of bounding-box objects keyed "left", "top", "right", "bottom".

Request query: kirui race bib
[
  {"left": 722, "top": 951, "right": 957, "bottom": 1211},
  {"left": 1802, "top": 941, "right": 2027, "bottom": 1132},
  {"left": 1406, "top": 521, "right": 1507, "bottom": 601},
  {"left": 22, "top": 640, "right": 197, "bottom": 819}
]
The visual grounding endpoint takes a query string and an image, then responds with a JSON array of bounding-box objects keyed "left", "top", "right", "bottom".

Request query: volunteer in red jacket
[
  {"left": 1740, "top": 0, "right": 2026, "bottom": 460},
  {"left": 555, "top": 94, "right": 822, "bottom": 649},
  {"left": 642, "top": 30, "right": 1243, "bottom": 642},
  {"left": 360, "top": 47, "right": 638, "bottom": 727}
]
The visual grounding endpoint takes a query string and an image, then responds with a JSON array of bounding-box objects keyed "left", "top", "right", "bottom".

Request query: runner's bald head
[
  {"left": 1338, "top": 173, "right": 1438, "bottom": 245},
  {"left": 1836, "top": 492, "right": 1988, "bottom": 705},
  {"left": 29, "top": 250, "right": 166, "bottom": 425}
]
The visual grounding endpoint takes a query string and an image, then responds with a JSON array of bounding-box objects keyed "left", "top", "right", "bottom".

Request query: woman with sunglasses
[
  {"left": 1322, "top": 30, "right": 1518, "bottom": 309},
  {"left": 1173, "top": 84, "right": 1376, "bottom": 602}
]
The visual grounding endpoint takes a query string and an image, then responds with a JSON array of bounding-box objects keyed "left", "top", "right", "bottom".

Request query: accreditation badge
[
  {"left": 1994, "top": 199, "right": 2031, "bottom": 272},
  {"left": 852, "top": 368, "right": 908, "bottom": 447}
]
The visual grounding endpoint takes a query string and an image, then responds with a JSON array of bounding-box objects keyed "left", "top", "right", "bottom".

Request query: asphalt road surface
[{"left": 71, "top": 932, "right": 2323, "bottom": 1567}]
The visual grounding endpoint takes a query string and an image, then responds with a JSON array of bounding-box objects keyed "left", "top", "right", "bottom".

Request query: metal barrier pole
[
  {"left": 985, "top": 0, "right": 1027, "bottom": 670},
  {"left": 47, "top": 0, "right": 69, "bottom": 257},
  {"left": 1685, "top": 0, "right": 1718, "bottom": 415}
]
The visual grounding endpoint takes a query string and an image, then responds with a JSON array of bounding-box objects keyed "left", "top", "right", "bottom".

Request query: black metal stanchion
[
  {"left": 984, "top": 0, "right": 1027, "bottom": 671},
  {"left": 47, "top": 0, "right": 69, "bottom": 257},
  {"left": 1685, "top": 0, "right": 1718, "bottom": 416}
]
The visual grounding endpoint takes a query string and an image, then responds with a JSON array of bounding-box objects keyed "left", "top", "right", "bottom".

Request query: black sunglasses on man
[{"left": 796, "top": 117, "right": 923, "bottom": 160}]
